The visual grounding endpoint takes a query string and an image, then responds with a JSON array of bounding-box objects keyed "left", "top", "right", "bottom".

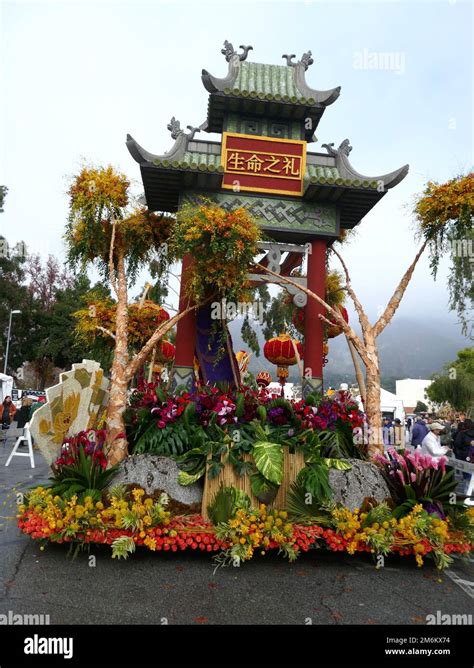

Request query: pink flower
[
  {"left": 410, "top": 472, "right": 417, "bottom": 483},
  {"left": 438, "top": 456, "right": 447, "bottom": 472}
]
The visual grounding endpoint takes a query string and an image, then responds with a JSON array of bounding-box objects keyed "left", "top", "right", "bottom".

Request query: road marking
[{"left": 445, "top": 569, "right": 474, "bottom": 599}]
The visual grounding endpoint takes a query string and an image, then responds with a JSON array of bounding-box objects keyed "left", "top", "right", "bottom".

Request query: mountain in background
[{"left": 230, "top": 317, "right": 471, "bottom": 393}]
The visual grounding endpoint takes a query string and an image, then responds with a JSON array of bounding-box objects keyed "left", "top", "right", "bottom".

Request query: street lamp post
[{"left": 3, "top": 310, "right": 21, "bottom": 375}]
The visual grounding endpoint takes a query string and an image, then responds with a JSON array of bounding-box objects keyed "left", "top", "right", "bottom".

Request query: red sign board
[{"left": 221, "top": 133, "right": 306, "bottom": 196}]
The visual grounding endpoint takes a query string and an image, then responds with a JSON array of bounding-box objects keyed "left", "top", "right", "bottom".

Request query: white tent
[
  {"left": 0, "top": 373, "right": 13, "bottom": 403},
  {"left": 380, "top": 387, "right": 405, "bottom": 422}
]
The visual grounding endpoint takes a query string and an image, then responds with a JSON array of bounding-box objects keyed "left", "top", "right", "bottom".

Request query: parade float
[{"left": 20, "top": 43, "right": 473, "bottom": 568}]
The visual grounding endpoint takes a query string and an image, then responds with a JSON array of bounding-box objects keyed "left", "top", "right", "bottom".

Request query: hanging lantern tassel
[{"left": 322, "top": 341, "right": 329, "bottom": 367}]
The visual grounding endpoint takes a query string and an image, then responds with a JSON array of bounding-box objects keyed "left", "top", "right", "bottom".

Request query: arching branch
[{"left": 373, "top": 239, "right": 429, "bottom": 337}]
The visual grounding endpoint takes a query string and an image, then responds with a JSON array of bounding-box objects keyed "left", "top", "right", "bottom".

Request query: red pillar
[
  {"left": 303, "top": 239, "right": 326, "bottom": 396},
  {"left": 173, "top": 254, "right": 196, "bottom": 389}
]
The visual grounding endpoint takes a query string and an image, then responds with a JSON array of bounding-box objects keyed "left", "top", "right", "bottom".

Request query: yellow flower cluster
[
  {"left": 331, "top": 503, "right": 466, "bottom": 567},
  {"left": 218, "top": 505, "right": 296, "bottom": 563},
  {"left": 100, "top": 488, "right": 170, "bottom": 537},
  {"left": 172, "top": 202, "right": 261, "bottom": 304},
  {"left": 18, "top": 486, "right": 170, "bottom": 541}
]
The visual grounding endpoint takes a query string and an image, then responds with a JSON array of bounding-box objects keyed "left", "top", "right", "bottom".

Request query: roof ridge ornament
[
  {"left": 322, "top": 138, "right": 409, "bottom": 189},
  {"left": 322, "top": 139, "right": 352, "bottom": 157},
  {"left": 126, "top": 117, "right": 204, "bottom": 165},
  {"left": 300, "top": 50, "right": 314, "bottom": 71},
  {"left": 221, "top": 40, "right": 253, "bottom": 63},
  {"left": 282, "top": 53, "right": 297, "bottom": 67},
  {"left": 167, "top": 117, "right": 200, "bottom": 142},
  {"left": 282, "top": 51, "right": 314, "bottom": 70}
]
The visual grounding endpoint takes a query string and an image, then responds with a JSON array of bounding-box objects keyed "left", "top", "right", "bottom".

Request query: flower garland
[{"left": 17, "top": 487, "right": 473, "bottom": 568}]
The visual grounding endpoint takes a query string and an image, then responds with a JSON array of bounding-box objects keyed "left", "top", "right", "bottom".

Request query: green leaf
[
  {"left": 250, "top": 472, "right": 279, "bottom": 504},
  {"left": 207, "top": 485, "right": 251, "bottom": 525},
  {"left": 252, "top": 441, "right": 284, "bottom": 485},
  {"left": 322, "top": 458, "right": 352, "bottom": 471},
  {"left": 235, "top": 393, "right": 245, "bottom": 418},
  {"left": 155, "top": 387, "right": 167, "bottom": 403},
  {"left": 207, "top": 459, "right": 224, "bottom": 480},
  {"left": 404, "top": 484, "right": 416, "bottom": 500},
  {"left": 256, "top": 405, "right": 267, "bottom": 423},
  {"left": 182, "top": 401, "right": 196, "bottom": 429},
  {"left": 111, "top": 536, "right": 136, "bottom": 560},
  {"left": 177, "top": 468, "right": 205, "bottom": 486},
  {"left": 297, "top": 464, "right": 332, "bottom": 504}
]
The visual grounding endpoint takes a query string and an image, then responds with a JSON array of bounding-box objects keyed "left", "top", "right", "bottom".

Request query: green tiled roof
[
  {"left": 305, "top": 165, "right": 378, "bottom": 188},
  {"left": 153, "top": 152, "right": 379, "bottom": 188},
  {"left": 225, "top": 62, "right": 311, "bottom": 103}
]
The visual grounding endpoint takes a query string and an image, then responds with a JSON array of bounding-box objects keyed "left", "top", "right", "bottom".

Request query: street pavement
[{"left": 0, "top": 437, "right": 473, "bottom": 625}]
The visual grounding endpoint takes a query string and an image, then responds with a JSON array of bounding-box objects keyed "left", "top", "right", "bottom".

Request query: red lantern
[
  {"left": 327, "top": 305, "right": 349, "bottom": 339},
  {"left": 264, "top": 333, "right": 303, "bottom": 391}
]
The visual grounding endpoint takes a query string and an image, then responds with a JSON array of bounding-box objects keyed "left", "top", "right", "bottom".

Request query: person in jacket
[
  {"left": 421, "top": 422, "right": 450, "bottom": 459},
  {"left": 454, "top": 419, "right": 474, "bottom": 462},
  {"left": 16, "top": 397, "right": 32, "bottom": 429},
  {"left": 393, "top": 418, "right": 405, "bottom": 447},
  {"left": 1, "top": 396, "right": 17, "bottom": 429},
  {"left": 411, "top": 417, "right": 429, "bottom": 447}
]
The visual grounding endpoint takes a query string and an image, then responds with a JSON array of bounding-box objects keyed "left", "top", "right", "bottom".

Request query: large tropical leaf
[
  {"left": 286, "top": 482, "right": 333, "bottom": 525},
  {"left": 252, "top": 441, "right": 284, "bottom": 485},
  {"left": 250, "top": 472, "right": 279, "bottom": 504},
  {"left": 297, "top": 464, "right": 332, "bottom": 504},
  {"left": 207, "top": 485, "right": 251, "bottom": 525}
]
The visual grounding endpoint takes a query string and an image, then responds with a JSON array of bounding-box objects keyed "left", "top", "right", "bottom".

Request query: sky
[{"left": 1, "top": 0, "right": 472, "bottom": 324}]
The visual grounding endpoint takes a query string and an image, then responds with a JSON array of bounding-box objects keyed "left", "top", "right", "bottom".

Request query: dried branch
[
  {"left": 331, "top": 247, "right": 372, "bottom": 335},
  {"left": 257, "top": 263, "right": 370, "bottom": 366},
  {"left": 373, "top": 239, "right": 429, "bottom": 337},
  {"left": 108, "top": 220, "right": 119, "bottom": 297},
  {"left": 126, "top": 304, "right": 199, "bottom": 380},
  {"left": 96, "top": 326, "right": 116, "bottom": 340}
]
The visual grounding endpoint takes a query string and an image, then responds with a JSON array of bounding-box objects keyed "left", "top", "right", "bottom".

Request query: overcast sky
[{"left": 1, "top": 0, "right": 472, "bottom": 323}]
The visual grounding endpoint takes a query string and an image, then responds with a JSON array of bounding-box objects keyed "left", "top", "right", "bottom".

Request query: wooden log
[
  {"left": 201, "top": 449, "right": 306, "bottom": 518},
  {"left": 272, "top": 449, "right": 306, "bottom": 509},
  {"left": 201, "top": 453, "right": 258, "bottom": 520}
]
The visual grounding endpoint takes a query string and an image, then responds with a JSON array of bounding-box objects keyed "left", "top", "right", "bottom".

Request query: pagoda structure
[{"left": 126, "top": 41, "right": 408, "bottom": 395}]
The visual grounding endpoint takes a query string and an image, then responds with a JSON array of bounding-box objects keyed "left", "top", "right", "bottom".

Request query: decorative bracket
[{"left": 249, "top": 242, "right": 308, "bottom": 307}]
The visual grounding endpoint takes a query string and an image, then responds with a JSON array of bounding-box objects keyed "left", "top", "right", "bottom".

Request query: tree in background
[
  {"left": 426, "top": 348, "right": 474, "bottom": 412},
  {"left": 0, "top": 186, "right": 7, "bottom": 213},
  {"left": 414, "top": 401, "right": 428, "bottom": 414},
  {"left": 0, "top": 238, "right": 34, "bottom": 375},
  {"left": 25, "top": 254, "right": 74, "bottom": 312}
]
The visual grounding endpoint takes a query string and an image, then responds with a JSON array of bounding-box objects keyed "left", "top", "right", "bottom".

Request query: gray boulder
[
  {"left": 111, "top": 455, "right": 202, "bottom": 507},
  {"left": 329, "top": 459, "right": 391, "bottom": 510}
]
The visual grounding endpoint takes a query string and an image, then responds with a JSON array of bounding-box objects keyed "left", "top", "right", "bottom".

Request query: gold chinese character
[
  {"left": 227, "top": 151, "right": 246, "bottom": 170},
  {"left": 263, "top": 155, "right": 281, "bottom": 174},
  {"left": 281, "top": 156, "right": 300, "bottom": 176},
  {"left": 246, "top": 154, "right": 265, "bottom": 173}
]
